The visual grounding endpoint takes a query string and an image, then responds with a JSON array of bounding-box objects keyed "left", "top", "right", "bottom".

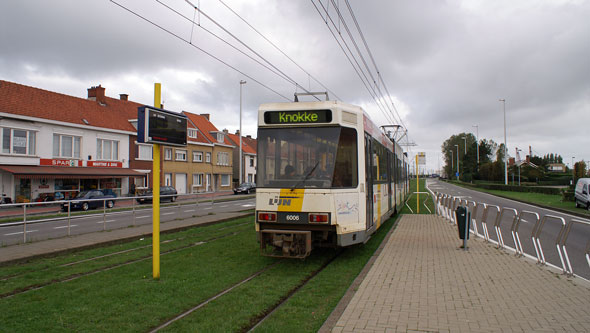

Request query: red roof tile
[
  {"left": 0, "top": 80, "right": 143, "bottom": 132},
  {"left": 183, "top": 111, "right": 234, "bottom": 146},
  {"left": 227, "top": 133, "right": 256, "bottom": 154}
]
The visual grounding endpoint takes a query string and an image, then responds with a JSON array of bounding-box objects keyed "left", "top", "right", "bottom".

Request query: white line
[
  {"left": 162, "top": 212, "right": 175, "bottom": 216},
  {"left": 137, "top": 216, "right": 150, "bottom": 219},
  {"left": 220, "top": 205, "right": 229, "bottom": 208},
  {"left": 5, "top": 230, "right": 38, "bottom": 236},
  {"left": 204, "top": 207, "right": 212, "bottom": 210},
  {"left": 241, "top": 204, "right": 255, "bottom": 207},
  {"left": 96, "top": 220, "right": 116, "bottom": 224},
  {"left": 184, "top": 209, "right": 196, "bottom": 212},
  {"left": 54, "top": 225, "right": 78, "bottom": 229}
]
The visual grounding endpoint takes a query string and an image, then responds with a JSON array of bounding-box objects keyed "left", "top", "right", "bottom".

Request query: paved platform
[
  {"left": 0, "top": 210, "right": 251, "bottom": 264},
  {"left": 329, "top": 215, "right": 590, "bottom": 332}
]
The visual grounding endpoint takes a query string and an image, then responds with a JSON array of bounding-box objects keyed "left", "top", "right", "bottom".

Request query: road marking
[
  {"left": 54, "top": 225, "right": 78, "bottom": 229},
  {"left": 162, "top": 212, "right": 175, "bottom": 216},
  {"left": 137, "top": 216, "right": 150, "bottom": 219},
  {"left": 184, "top": 209, "right": 196, "bottom": 213},
  {"left": 204, "top": 207, "right": 212, "bottom": 210},
  {"left": 5, "top": 230, "right": 38, "bottom": 236},
  {"left": 241, "top": 204, "right": 255, "bottom": 207},
  {"left": 96, "top": 220, "right": 117, "bottom": 224},
  {"left": 220, "top": 205, "right": 229, "bottom": 208}
]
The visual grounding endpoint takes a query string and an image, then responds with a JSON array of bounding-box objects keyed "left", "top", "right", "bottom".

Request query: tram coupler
[{"left": 260, "top": 230, "right": 312, "bottom": 258}]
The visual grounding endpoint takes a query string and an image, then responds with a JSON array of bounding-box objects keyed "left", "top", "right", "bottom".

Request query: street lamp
[
  {"left": 455, "top": 144, "right": 459, "bottom": 180},
  {"left": 461, "top": 136, "right": 467, "bottom": 155},
  {"left": 449, "top": 150, "right": 454, "bottom": 177},
  {"left": 472, "top": 125, "right": 479, "bottom": 167},
  {"left": 499, "top": 99, "right": 507, "bottom": 185},
  {"left": 239, "top": 80, "right": 246, "bottom": 185}
]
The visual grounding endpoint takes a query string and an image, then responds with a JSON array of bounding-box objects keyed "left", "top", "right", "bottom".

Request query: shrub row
[{"left": 470, "top": 183, "right": 562, "bottom": 195}]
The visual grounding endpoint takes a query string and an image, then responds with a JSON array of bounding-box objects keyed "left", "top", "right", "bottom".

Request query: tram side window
[
  {"left": 372, "top": 139, "right": 388, "bottom": 183},
  {"left": 332, "top": 127, "right": 358, "bottom": 188}
]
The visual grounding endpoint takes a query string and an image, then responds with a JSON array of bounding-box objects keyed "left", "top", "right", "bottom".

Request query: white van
[{"left": 574, "top": 178, "right": 590, "bottom": 210}]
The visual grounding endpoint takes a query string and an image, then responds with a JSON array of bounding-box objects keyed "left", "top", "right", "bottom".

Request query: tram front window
[{"left": 258, "top": 127, "right": 358, "bottom": 189}]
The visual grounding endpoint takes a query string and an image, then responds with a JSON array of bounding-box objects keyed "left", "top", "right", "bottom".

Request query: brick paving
[{"left": 330, "top": 215, "right": 590, "bottom": 332}]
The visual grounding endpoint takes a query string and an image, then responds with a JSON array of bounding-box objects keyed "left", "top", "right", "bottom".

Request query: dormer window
[
  {"left": 217, "top": 132, "right": 224, "bottom": 143},
  {"left": 188, "top": 128, "right": 197, "bottom": 139}
]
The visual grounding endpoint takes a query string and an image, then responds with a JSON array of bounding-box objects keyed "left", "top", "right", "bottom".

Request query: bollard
[{"left": 455, "top": 205, "right": 471, "bottom": 250}]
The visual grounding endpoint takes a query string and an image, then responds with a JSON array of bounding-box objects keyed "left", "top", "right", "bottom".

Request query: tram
[{"left": 255, "top": 99, "right": 409, "bottom": 258}]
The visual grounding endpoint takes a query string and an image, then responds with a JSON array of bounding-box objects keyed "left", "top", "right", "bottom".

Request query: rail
[
  {"left": 0, "top": 192, "right": 254, "bottom": 244},
  {"left": 431, "top": 191, "right": 590, "bottom": 280}
]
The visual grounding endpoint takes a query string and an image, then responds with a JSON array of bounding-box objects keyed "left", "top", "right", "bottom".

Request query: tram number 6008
[{"left": 286, "top": 215, "right": 300, "bottom": 221}]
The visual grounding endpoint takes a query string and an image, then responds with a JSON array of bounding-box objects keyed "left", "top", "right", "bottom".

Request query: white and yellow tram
[{"left": 255, "top": 100, "right": 409, "bottom": 258}]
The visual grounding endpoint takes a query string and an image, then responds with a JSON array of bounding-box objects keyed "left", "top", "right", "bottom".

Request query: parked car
[
  {"left": 234, "top": 182, "right": 256, "bottom": 195},
  {"left": 61, "top": 190, "right": 116, "bottom": 211},
  {"left": 574, "top": 178, "right": 590, "bottom": 210},
  {"left": 136, "top": 186, "right": 178, "bottom": 204}
]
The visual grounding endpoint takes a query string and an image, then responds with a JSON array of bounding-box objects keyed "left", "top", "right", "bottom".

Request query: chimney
[
  {"left": 246, "top": 135, "right": 252, "bottom": 139},
  {"left": 235, "top": 129, "right": 240, "bottom": 136},
  {"left": 223, "top": 129, "right": 229, "bottom": 134},
  {"left": 87, "top": 85, "right": 106, "bottom": 105},
  {"left": 200, "top": 113, "right": 210, "bottom": 121},
  {"left": 119, "top": 94, "right": 128, "bottom": 101}
]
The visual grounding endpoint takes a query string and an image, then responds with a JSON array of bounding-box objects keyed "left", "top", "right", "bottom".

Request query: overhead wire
[
  {"left": 311, "top": 0, "right": 395, "bottom": 125},
  {"left": 181, "top": 0, "right": 321, "bottom": 101},
  {"left": 216, "top": 0, "right": 342, "bottom": 101},
  {"left": 109, "top": 0, "right": 291, "bottom": 101}
]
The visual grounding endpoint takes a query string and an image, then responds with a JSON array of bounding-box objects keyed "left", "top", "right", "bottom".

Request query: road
[
  {"left": 0, "top": 196, "right": 255, "bottom": 247},
  {"left": 427, "top": 179, "right": 590, "bottom": 280}
]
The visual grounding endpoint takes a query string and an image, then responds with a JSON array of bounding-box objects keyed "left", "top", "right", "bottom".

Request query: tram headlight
[
  {"left": 258, "top": 212, "right": 277, "bottom": 222},
  {"left": 309, "top": 213, "right": 329, "bottom": 223}
]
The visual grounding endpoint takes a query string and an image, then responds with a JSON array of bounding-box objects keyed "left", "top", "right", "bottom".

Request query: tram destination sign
[
  {"left": 264, "top": 109, "right": 332, "bottom": 124},
  {"left": 138, "top": 106, "right": 188, "bottom": 146}
]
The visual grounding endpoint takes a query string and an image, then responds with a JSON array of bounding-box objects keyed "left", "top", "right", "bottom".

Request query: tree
[
  {"left": 574, "top": 161, "right": 587, "bottom": 184},
  {"left": 441, "top": 133, "right": 478, "bottom": 180}
]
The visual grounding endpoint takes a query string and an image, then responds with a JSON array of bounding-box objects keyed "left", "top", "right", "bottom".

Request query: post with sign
[
  {"left": 416, "top": 152, "right": 426, "bottom": 213},
  {"left": 137, "top": 83, "right": 188, "bottom": 280}
]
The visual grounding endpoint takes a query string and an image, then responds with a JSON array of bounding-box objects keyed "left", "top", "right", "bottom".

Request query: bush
[{"left": 470, "top": 183, "right": 561, "bottom": 195}]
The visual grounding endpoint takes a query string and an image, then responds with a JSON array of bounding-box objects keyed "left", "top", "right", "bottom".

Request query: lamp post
[
  {"left": 449, "top": 150, "right": 453, "bottom": 177},
  {"left": 499, "top": 99, "right": 507, "bottom": 185},
  {"left": 516, "top": 148, "right": 522, "bottom": 186},
  {"left": 461, "top": 136, "right": 467, "bottom": 155},
  {"left": 239, "top": 80, "right": 246, "bottom": 185},
  {"left": 455, "top": 144, "right": 459, "bottom": 180},
  {"left": 472, "top": 124, "right": 479, "bottom": 167}
]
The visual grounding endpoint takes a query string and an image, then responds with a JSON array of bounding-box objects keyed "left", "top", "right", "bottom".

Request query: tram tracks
[{"left": 0, "top": 222, "right": 252, "bottom": 299}]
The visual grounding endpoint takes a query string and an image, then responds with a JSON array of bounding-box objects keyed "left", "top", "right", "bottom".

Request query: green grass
[
  {"left": 1, "top": 208, "right": 404, "bottom": 332},
  {"left": 399, "top": 179, "right": 435, "bottom": 214},
  {"left": 450, "top": 182, "right": 590, "bottom": 217}
]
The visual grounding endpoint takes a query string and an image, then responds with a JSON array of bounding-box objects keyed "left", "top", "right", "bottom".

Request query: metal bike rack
[
  {"left": 532, "top": 215, "right": 567, "bottom": 273},
  {"left": 512, "top": 211, "right": 539, "bottom": 257},
  {"left": 494, "top": 207, "right": 518, "bottom": 250},
  {"left": 481, "top": 204, "right": 500, "bottom": 243},
  {"left": 558, "top": 219, "right": 590, "bottom": 276}
]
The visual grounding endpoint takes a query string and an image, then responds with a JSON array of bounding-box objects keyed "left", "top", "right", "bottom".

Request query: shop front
[{"left": 0, "top": 163, "right": 144, "bottom": 203}]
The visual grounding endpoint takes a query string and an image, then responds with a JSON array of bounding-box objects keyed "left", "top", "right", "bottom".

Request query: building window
[
  {"left": 97, "top": 139, "right": 119, "bottom": 160},
  {"left": 53, "top": 134, "right": 80, "bottom": 158},
  {"left": 250, "top": 156, "right": 255, "bottom": 167},
  {"left": 221, "top": 174, "right": 230, "bottom": 186},
  {"left": 138, "top": 144, "right": 153, "bottom": 160},
  {"left": 193, "top": 173, "right": 203, "bottom": 186},
  {"left": 193, "top": 151, "right": 203, "bottom": 162},
  {"left": 206, "top": 152, "right": 211, "bottom": 163},
  {"left": 175, "top": 149, "right": 187, "bottom": 161},
  {"left": 217, "top": 152, "right": 229, "bottom": 166},
  {"left": 164, "top": 173, "right": 172, "bottom": 186},
  {"left": 1, "top": 127, "right": 36, "bottom": 155},
  {"left": 188, "top": 128, "right": 197, "bottom": 139},
  {"left": 164, "top": 148, "right": 173, "bottom": 160},
  {"left": 248, "top": 174, "right": 253, "bottom": 183},
  {"left": 217, "top": 133, "right": 224, "bottom": 143}
]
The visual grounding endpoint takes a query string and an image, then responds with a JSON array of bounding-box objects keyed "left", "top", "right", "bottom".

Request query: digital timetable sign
[
  {"left": 264, "top": 110, "right": 332, "bottom": 124},
  {"left": 138, "top": 106, "right": 188, "bottom": 146}
]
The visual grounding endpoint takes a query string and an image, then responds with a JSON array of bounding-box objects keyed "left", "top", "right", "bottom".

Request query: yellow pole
[
  {"left": 153, "top": 83, "right": 161, "bottom": 280},
  {"left": 416, "top": 155, "right": 419, "bottom": 214}
]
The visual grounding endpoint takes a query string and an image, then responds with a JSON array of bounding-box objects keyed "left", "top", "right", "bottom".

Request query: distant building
[
  {"left": 225, "top": 130, "right": 257, "bottom": 184},
  {"left": 547, "top": 163, "right": 566, "bottom": 173}
]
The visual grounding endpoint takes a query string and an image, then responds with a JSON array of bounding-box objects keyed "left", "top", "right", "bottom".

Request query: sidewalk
[
  {"left": 327, "top": 215, "right": 590, "bottom": 332},
  {"left": 0, "top": 209, "right": 252, "bottom": 265}
]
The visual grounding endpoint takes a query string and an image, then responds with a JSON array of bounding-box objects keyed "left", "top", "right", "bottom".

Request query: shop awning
[{"left": 0, "top": 165, "right": 146, "bottom": 179}]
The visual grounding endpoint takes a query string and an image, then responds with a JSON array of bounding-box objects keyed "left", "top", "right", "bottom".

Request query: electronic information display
[{"left": 138, "top": 106, "right": 187, "bottom": 146}]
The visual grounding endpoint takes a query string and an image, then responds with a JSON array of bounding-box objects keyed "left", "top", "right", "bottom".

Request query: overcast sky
[{"left": 1, "top": 0, "right": 589, "bottom": 173}]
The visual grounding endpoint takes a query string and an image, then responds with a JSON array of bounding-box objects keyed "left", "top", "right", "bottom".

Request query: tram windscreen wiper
[{"left": 290, "top": 162, "right": 319, "bottom": 192}]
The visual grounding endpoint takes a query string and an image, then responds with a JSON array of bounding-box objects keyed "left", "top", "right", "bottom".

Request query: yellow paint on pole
[
  {"left": 416, "top": 155, "right": 420, "bottom": 214},
  {"left": 153, "top": 83, "right": 161, "bottom": 280}
]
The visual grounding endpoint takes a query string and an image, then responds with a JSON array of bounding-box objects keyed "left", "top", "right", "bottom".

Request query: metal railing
[
  {"left": 432, "top": 192, "right": 590, "bottom": 279},
  {"left": 0, "top": 191, "right": 253, "bottom": 244}
]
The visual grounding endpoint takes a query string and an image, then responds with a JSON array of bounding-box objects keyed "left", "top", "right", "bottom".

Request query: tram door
[{"left": 365, "top": 134, "right": 374, "bottom": 230}]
